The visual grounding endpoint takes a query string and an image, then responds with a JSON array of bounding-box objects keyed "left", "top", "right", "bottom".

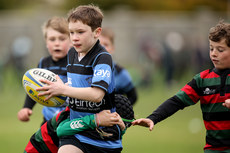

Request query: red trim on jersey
[
  {"left": 201, "top": 94, "right": 221, "bottom": 104},
  {"left": 204, "top": 120, "right": 230, "bottom": 130},
  {"left": 40, "top": 122, "right": 58, "bottom": 153},
  {"left": 200, "top": 70, "right": 219, "bottom": 79},
  {"left": 24, "top": 141, "right": 39, "bottom": 153},
  {"left": 181, "top": 84, "right": 199, "bottom": 103},
  {"left": 56, "top": 106, "right": 70, "bottom": 122},
  {"left": 204, "top": 143, "right": 230, "bottom": 150}
]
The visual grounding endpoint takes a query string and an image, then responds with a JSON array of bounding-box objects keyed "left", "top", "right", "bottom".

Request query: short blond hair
[
  {"left": 101, "top": 27, "right": 115, "bottom": 44},
  {"left": 42, "top": 16, "right": 69, "bottom": 39},
  {"left": 67, "top": 4, "right": 103, "bottom": 31}
]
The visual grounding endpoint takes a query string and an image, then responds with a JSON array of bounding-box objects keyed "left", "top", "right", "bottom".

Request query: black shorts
[{"left": 59, "top": 135, "right": 122, "bottom": 153}]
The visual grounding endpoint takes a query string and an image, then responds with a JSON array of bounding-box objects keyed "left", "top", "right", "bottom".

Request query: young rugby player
[
  {"left": 37, "top": 4, "right": 124, "bottom": 153},
  {"left": 17, "top": 16, "right": 72, "bottom": 125},
  {"left": 132, "top": 20, "right": 230, "bottom": 153}
]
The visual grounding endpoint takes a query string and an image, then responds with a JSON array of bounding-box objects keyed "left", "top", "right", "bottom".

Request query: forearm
[
  {"left": 23, "top": 95, "right": 36, "bottom": 109},
  {"left": 147, "top": 96, "right": 187, "bottom": 124},
  {"left": 57, "top": 114, "right": 97, "bottom": 137},
  {"left": 62, "top": 86, "right": 105, "bottom": 102}
]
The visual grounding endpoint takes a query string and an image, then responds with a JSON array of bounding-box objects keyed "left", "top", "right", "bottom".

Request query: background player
[
  {"left": 17, "top": 16, "right": 72, "bottom": 125},
  {"left": 99, "top": 27, "right": 138, "bottom": 105}
]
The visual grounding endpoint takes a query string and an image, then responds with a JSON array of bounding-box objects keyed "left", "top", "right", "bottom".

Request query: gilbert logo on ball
[{"left": 22, "top": 68, "right": 66, "bottom": 107}]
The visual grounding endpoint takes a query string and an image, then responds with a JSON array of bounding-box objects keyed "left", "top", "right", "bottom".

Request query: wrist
[{"left": 95, "top": 113, "right": 100, "bottom": 127}]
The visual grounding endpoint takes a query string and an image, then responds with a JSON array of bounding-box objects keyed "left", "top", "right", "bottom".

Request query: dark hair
[
  {"left": 67, "top": 4, "right": 103, "bottom": 31},
  {"left": 209, "top": 20, "right": 230, "bottom": 47}
]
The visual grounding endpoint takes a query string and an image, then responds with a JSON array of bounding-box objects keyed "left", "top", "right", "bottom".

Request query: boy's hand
[
  {"left": 97, "top": 110, "right": 126, "bottom": 130},
  {"left": 223, "top": 99, "right": 230, "bottom": 109},
  {"left": 132, "top": 118, "right": 154, "bottom": 131},
  {"left": 36, "top": 75, "right": 65, "bottom": 101},
  {"left": 17, "top": 108, "right": 33, "bottom": 122},
  {"left": 96, "top": 110, "right": 120, "bottom": 126}
]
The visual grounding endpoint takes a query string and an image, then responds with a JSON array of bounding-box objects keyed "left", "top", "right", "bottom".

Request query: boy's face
[
  {"left": 69, "top": 21, "right": 101, "bottom": 56},
  {"left": 99, "top": 35, "right": 114, "bottom": 54},
  {"left": 46, "top": 28, "right": 72, "bottom": 61},
  {"left": 209, "top": 39, "right": 230, "bottom": 70}
]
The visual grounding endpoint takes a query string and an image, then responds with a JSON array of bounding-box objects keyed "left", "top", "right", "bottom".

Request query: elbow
[
  {"left": 90, "top": 87, "right": 105, "bottom": 102},
  {"left": 92, "top": 89, "right": 105, "bottom": 102},
  {"left": 93, "top": 94, "right": 104, "bottom": 102}
]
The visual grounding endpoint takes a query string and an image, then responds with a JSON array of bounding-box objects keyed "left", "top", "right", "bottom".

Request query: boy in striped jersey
[
  {"left": 37, "top": 4, "right": 124, "bottom": 153},
  {"left": 132, "top": 20, "right": 230, "bottom": 153},
  {"left": 17, "top": 16, "right": 72, "bottom": 125}
]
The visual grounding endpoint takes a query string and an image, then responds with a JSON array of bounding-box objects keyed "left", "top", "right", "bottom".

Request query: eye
[
  {"left": 59, "top": 37, "right": 67, "bottom": 41},
  {"left": 48, "top": 37, "right": 55, "bottom": 42},
  {"left": 217, "top": 47, "right": 224, "bottom": 52}
]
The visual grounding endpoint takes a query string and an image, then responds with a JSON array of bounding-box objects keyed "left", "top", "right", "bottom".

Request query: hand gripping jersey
[
  {"left": 24, "top": 94, "right": 134, "bottom": 153},
  {"left": 67, "top": 41, "right": 122, "bottom": 149},
  {"left": 148, "top": 68, "right": 230, "bottom": 152}
]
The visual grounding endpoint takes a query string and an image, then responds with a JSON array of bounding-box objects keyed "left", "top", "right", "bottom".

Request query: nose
[
  {"left": 71, "top": 34, "right": 79, "bottom": 41},
  {"left": 210, "top": 48, "right": 218, "bottom": 57},
  {"left": 54, "top": 39, "right": 61, "bottom": 46}
]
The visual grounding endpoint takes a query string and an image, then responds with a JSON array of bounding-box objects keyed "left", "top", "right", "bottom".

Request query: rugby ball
[{"left": 22, "top": 68, "right": 66, "bottom": 107}]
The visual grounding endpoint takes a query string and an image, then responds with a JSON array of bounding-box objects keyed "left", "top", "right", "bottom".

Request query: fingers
[
  {"left": 132, "top": 118, "right": 142, "bottom": 125},
  {"left": 39, "top": 79, "right": 52, "bottom": 85},
  {"left": 131, "top": 118, "right": 154, "bottom": 131},
  {"left": 223, "top": 99, "right": 230, "bottom": 109}
]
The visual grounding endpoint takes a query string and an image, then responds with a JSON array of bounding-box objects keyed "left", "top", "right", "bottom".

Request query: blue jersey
[
  {"left": 66, "top": 41, "right": 122, "bottom": 149},
  {"left": 114, "top": 63, "right": 138, "bottom": 105}
]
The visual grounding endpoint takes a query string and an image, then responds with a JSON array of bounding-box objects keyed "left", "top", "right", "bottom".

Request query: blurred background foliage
[
  {"left": 0, "top": 1, "right": 229, "bottom": 153},
  {"left": 0, "top": 0, "right": 228, "bottom": 11}
]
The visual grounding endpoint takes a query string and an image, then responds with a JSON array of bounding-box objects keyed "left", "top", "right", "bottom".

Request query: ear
[{"left": 94, "top": 27, "right": 102, "bottom": 38}]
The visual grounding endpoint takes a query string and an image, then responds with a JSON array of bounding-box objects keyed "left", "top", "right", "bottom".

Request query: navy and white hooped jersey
[
  {"left": 67, "top": 41, "right": 122, "bottom": 149},
  {"left": 38, "top": 56, "right": 68, "bottom": 121}
]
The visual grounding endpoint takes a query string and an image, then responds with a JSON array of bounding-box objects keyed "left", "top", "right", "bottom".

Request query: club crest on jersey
[
  {"left": 203, "top": 88, "right": 216, "bottom": 95},
  {"left": 70, "top": 120, "right": 84, "bottom": 129},
  {"left": 94, "top": 69, "right": 110, "bottom": 78}
]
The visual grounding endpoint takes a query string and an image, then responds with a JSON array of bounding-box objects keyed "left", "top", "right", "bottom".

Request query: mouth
[
  {"left": 54, "top": 49, "right": 61, "bottom": 53},
  {"left": 212, "top": 59, "right": 219, "bottom": 63},
  {"left": 73, "top": 43, "right": 81, "bottom": 47}
]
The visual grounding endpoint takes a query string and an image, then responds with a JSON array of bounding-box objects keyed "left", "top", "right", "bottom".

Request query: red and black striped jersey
[{"left": 148, "top": 68, "right": 230, "bottom": 152}]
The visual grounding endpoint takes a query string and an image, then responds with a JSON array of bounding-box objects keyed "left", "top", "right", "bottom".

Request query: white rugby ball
[{"left": 22, "top": 68, "right": 66, "bottom": 107}]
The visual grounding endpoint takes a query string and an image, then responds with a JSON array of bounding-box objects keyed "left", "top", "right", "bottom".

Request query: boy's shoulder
[{"left": 196, "top": 68, "right": 218, "bottom": 79}]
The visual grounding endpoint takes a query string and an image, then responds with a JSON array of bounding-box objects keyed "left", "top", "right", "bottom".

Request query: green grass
[{"left": 0, "top": 68, "right": 206, "bottom": 153}]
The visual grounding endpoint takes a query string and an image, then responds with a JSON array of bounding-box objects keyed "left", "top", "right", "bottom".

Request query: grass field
[{"left": 0, "top": 68, "right": 206, "bottom": 153}]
